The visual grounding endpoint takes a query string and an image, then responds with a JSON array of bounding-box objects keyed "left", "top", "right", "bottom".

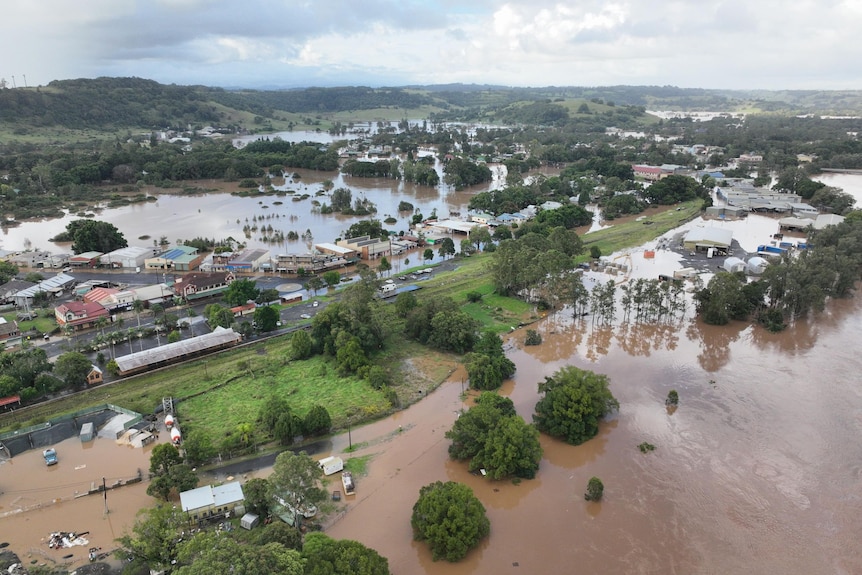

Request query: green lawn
[
  {"left": 178, "top": 354, "right": 390, "bottom": 441},
  {"left": 417, "top": 255, "right": 534, "bottom": 332}
]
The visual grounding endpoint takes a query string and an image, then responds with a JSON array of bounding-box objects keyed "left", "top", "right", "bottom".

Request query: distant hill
[{"left": 2, "top": 77, "right": 862, "bottom": 140}]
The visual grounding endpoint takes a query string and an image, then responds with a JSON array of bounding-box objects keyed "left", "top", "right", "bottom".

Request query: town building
[
  {"left": 314, "top": 242, "right": 359, "bottom": 261},
  {"left": 13, "top": 274, "right": 76, "bottom": 307},
  {"left": 336, "top": 236, "right": 391, "bottom": 260},
  {"left": 0, "top": 318, "right": 21, "bottom": 345},
  {"left": 54, "top": 301, "right": 110, "bottom": 330},
  {"left": 172, "top": 272, "right": 235, "bottom": 301},
  {"left": 180, "top": 481, "right": 246, "bottom": 523},
  {"left": 86, "top": 365, "right": 103, "bottom": 386},
  {"left": 274, "top": 253, "right": 349, "bottom": 274},
  {"left": 145, "top": 245, "right": 205, "bottom": 272},
  {"left": 114, "top": 327, "right": 242, "bottom": 376},
  {"left": 682, "top": 227, "right": 734, "bottom": 254},
  {"left": 225, "top": 249, "right": 271, "bottom": 272},
  {"left": 101, "top": 246, "right": 154, "bottom": 269},
  {"left": 69, "top": 251, "right": 103, "bottom": 268}
]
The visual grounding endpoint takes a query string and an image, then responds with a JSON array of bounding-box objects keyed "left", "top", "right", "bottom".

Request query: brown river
[{"left": 1, "top": 173, "right": 862, "bottom": 572}]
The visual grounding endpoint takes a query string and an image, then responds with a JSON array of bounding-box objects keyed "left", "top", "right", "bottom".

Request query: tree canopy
[
  {"left": 302, "top": 532, "right": 391, "bottom": 575},
  {"left": 147, "top": 443, "right": 198, "bottom": 500},
  {"left": 533, "top": 366, "right": 619, "bottom": 445},
  {"left": 51, "top": 351, "right": 91, "bottom": 389},
  {"left": 223, "top": 278, "right": 260, "bottom": 306},
  {"left": 411, "top": 481, "right": 490, "bottom": 562},
  {"left": 269, "top": 451, "right": 329, "bottom": 527},
  {"left": 56, "top": 219, "right": 127, "bottom": 254},
  {"left": 446, "top": 392, "right": 541, "bottom": 479},
  {"left": 174, "top": 531, "right": 304, "bottom": 575}
]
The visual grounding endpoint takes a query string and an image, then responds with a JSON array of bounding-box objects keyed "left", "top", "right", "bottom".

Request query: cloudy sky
[{"left": 3, "top": 0, "right": 861, "bottom": 90}]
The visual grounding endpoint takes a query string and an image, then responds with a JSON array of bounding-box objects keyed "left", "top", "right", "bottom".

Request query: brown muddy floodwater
[
  {"left": 0, "top": 427, "right": 170, "bottom": 570},
  {"left": 319, "top": 301, "right": 862, "bottom": 574}
]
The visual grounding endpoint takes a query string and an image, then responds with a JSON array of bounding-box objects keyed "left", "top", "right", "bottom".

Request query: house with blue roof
[{"left": 144, "top": 245, "right": 205, "bottom": 271}]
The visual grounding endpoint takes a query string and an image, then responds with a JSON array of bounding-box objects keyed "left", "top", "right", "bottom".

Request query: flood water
[
  {"left": 316, "top": 298, "right": 862, "bottom": 575},
  {"left": 1, "top": 168, "right": 861, "bottom": 572},
  {"left": 0, "top": 427, "right": 170, "bottom": 569}
]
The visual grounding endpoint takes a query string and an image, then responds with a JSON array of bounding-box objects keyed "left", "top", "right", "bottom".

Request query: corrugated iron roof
[{"left": 114, "top": 327, "right": 240, "bottom": 373}]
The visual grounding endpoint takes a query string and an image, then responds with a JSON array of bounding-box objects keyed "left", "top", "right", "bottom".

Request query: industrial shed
[
  {"left": 114, "top": 327, "right": 242, "bottom": 376},
  {"left": 682, "top": 227, "right": 733, "bottom": 254}
]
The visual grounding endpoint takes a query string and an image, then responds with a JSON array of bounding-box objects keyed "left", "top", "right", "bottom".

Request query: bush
[
  {"left": 466, "top": 291, "right": 483, "bottom": 303},
  {"left": 584, "top": 477, "right": 604, "bottom": 501},
  {"left": 411, "top": 481, "right": 490, "bottom": 562},
  {"left": 524, "top": 329, "right": 542, "bottom": 346},
  {"left": 533, "top": 366, "right": 619, "bottom": 445},
  {"left": 638, "top": 442, "right": 656, "bottom": 453},
  {"left": 589, "top": 246, "right": 602, "bottom": 259},
  {"left": 666, "top": 390, "right": 679, "bottom": 406}
]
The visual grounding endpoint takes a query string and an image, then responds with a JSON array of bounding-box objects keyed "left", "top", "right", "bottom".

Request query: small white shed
[
  {"left": 747, "top": 257, "right": 769, "bottom": 275},
  {"left": 240, "top": 512, "right": 260, "bottom": 530},
  {"left": 723, "top": 257, "right": 746, "bottom": 273}
]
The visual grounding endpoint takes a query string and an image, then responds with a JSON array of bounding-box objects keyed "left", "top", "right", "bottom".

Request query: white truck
[{"left": 318, "top": 456, "right": 344, "bottom": 476}]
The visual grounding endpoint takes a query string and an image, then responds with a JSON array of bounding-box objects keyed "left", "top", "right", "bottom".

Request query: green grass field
[{"left": 177, "top": 354, "right": 390, "bottom": 440}]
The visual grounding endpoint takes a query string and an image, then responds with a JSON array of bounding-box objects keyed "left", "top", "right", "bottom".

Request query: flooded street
[{"left": 0, "top": 429, "right": 170, "bottom": 569}]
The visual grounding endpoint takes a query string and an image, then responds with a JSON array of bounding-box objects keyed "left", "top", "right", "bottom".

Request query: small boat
[{"left": 341, "top": 471, "right": 355, "bottom": 496}]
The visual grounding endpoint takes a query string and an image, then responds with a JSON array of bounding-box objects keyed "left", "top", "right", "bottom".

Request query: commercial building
[
  {"left": 682, "top": 227, "right": 734, "bottom": 254},
  {"left": 102, "top": 246, "right": 154, "bottom": 269},
  {"left": 54, "top": 301, "right": 110, "bottom": 330},
  {"left": 114, "top": 326, "right": 242, "bottom": 376},
  {"left": 172, "top": 272, "right": 235, "bottom": 300},
  {"left": 145, "top": 245, "right": 205, "bottom": 272},
  {"left": 336, "top": 236, "right": 391, "bottom": 260}
]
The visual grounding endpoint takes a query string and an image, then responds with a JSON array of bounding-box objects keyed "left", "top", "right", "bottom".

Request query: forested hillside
[{"left": 4, "top": 78, "right": 862, "bottom": 140}]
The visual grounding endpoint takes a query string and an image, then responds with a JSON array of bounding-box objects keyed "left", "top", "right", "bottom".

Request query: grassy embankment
[{"left": 580, "top": 200, "right": 702, "bottom": 255}]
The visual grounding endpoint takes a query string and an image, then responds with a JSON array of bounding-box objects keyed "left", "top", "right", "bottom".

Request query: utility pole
[{"left": 102, "top": 477, "right": 108, "bottom": 514}]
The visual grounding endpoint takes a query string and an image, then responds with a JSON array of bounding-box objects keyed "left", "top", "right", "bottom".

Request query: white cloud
[{"left": 0, "top": 0, "right": 861, "bottom": 89}]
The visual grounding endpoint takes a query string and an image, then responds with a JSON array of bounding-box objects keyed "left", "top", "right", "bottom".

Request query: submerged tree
[{"left": 533, "top": 366, "right": 619, "bottom": 445}]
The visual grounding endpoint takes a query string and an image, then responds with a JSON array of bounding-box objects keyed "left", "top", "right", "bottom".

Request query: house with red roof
[{"left": 55, "top": 301, "right": 110, "bottom": 330}]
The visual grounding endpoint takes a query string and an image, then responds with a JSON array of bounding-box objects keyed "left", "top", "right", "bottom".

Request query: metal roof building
[
  {"left": 114, "top": 327, "right": 242, "bottom": 376},
  {"left": 13, "top": 273, "right": 76, "bottom": 306},
  {"left": 180, "top": 481, "right": 245, "bottom": 514},
  {"left": 682, "top": 227, "right": 734, "bottom": 252}
]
